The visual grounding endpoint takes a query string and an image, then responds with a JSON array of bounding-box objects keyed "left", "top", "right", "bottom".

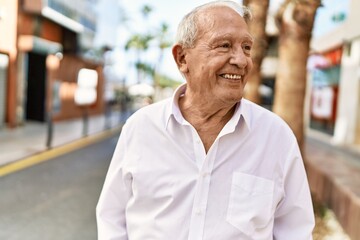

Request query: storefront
[{"left": 308, "top": 47, "right": 342, "bottom": 135}]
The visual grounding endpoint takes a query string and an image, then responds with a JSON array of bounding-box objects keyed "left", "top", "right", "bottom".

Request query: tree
[
  {"left": 124, "top": 34, "right": 154, "bottom": 83},
  {"left": 124, "top": 4, "right": 172, "bottom": 87},
  {"left": 123, "top": 4, "right": 154, "bottom": 84},
  {"left": 141, "top": 4, "right": 153, "bottom": 19},
  {"left": 243, "top": 0, "right": 270, "bottom": 104},
  {"left": 153, "top": 22, "right": 172, "bottom": 87},
  {"left": 124, "top": 4, "right": 172, "bottom": 88},
  {"left": 273, "top": 0, "right": 321, "bottom": 147}
]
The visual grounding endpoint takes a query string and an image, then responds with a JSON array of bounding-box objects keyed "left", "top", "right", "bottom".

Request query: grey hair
[{"left": 175, "top": 0, "right": 252, "bottom": 49}]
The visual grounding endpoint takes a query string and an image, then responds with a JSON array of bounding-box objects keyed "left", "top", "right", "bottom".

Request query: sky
[
  {"left": 312, "top": 0, "right": 350, "bottom": 37},
  {"left": 120, "top": 0, "right": 214, "bottom": 80},
  {"left": 113, "top": 0, "right": 218, "bottom": 84},
  {"left": 95, "top": 0, "right": 349, "bottom": 85}
]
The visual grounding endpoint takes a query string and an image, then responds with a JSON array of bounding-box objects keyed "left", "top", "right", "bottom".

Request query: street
[{"left": 0, "top": 136, "right": 118, "bottom": 240}]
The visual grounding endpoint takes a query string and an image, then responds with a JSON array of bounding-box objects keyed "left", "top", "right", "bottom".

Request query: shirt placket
[{"left": 188, "top": 130, "right": 218, "bottom": 240}]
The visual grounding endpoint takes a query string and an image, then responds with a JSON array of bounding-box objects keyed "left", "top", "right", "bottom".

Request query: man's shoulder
[
  {"left": 126, "top": 98, "right": 171, "bottom": 126},
  {"left": 242, "top": 98, "right": 281, "bottom": 121},
  {"left": 242, "top": 99, "right": 294, "bottom": 135}
]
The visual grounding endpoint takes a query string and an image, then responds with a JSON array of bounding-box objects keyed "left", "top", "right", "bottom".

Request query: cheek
[{"left": 247, "top": 58, "right": 254, "bottom": 70}]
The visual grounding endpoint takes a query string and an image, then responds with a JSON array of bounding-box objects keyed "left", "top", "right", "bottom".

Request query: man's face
[{"left": 181, "top": 7, "right": 253, "bottom": 105}]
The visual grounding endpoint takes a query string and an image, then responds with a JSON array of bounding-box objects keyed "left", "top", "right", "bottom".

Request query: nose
[{"left": 229, "top": 48, "right": 248, "bottom": 68}]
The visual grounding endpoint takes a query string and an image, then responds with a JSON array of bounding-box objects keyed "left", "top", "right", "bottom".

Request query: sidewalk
[
  {"left": 305, "top": 134, "right": 360, "bottom": 240},
  {"left": 0, "top": 111, "right": 127, "bottom": 167}
]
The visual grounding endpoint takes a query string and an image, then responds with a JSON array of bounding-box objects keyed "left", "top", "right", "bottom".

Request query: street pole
[
  {"left": 82, "top": 106, "right": 89, "bottom": 137},
  {"left": 46, "top": 109, "right": 53, "bottom": 149}
]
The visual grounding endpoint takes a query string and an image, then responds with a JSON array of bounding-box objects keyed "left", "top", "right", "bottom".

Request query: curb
[{"left": 0, "top": 126, "right": 122, "bottom": 178}]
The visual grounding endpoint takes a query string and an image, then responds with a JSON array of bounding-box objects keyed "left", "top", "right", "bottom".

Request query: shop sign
[
  {"left": 308, "top": 48, "right": 342, "bottom": 70},
  {"left": 311, "top": 86, "right": 335, "bottom": 119},
  {"left": 74, "top": 68, "right": 98, "bottom": 106},
  {"left": 312, "top": 66, "right": 340, "bottom": 87}
]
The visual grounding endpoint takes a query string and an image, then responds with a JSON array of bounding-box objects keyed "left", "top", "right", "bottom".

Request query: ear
[{"left": 172, "top": 44, "right": 189, "bottom": 74}]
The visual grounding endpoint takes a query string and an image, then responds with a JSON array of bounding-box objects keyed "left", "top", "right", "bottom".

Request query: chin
[
  {"left": 224, "top": 95, "right": 243, "bottom": 104},
  {"left": 216, "top": 88, "right": 243, "bottom": 103},
  {"left": 228, "top": 90, "right": 243, "bottom": 100}
]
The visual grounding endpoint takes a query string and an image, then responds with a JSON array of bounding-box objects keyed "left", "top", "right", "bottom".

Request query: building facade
[
  {"left": 308, "top": 0, "right": 360, "bottom": 148},
  {"left": 0, "top": 0, "right": 104, "bottom": 128}
]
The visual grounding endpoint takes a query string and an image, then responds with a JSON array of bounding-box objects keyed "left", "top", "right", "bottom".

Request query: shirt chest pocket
[{"left": 226, "top": 172, "right": 274, "bottom": 237}]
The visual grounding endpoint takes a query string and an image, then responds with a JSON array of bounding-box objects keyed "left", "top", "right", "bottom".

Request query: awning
[
  {"left": 18, "top": 35, "right": 63, "bottom": 55},
  {"left": 22, "top": 0, "right": 84, "bottom": 33}
]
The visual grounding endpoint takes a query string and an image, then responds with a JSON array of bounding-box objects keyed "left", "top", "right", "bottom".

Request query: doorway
[{"left": 26, "top": 52, "right": 47, "bottom": 122}]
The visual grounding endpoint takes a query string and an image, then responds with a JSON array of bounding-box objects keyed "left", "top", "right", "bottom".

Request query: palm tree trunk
[
  {"left": 273, "top": 0, "right": 321, "bottom": 148},
  {"left": 243, "top": 0, "right": 270, "bottom": 104}
]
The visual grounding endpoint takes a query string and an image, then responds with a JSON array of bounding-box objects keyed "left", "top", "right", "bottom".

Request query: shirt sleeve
[
  {"left": 96, "top": 127, "right": 132, "bottom": 240},
  {"left": 273, "top": 141, "right": 315, "bottom": 240}
]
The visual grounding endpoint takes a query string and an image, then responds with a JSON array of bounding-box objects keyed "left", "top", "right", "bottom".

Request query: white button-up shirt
[{"left": 96, "top": 84, "right": 315, "bottom": 240}]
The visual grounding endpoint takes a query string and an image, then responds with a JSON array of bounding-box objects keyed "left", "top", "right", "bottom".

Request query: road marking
[{"left": 0, "top": 127, "right": 122, "bottom": 178}]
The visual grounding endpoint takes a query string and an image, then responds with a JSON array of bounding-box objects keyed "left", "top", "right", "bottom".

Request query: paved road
[{"left": 0, "top": 136, "right": 118, "bottom": 240}]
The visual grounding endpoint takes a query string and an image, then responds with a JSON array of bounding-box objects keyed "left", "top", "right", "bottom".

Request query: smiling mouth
[{"left": 220, "top": 74, "right": 243, "bottom": 80}]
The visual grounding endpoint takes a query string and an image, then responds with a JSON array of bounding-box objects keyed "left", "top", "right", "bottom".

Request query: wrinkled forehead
[{"left": 196, "top": 6, "right": 248, "bottom": 35}]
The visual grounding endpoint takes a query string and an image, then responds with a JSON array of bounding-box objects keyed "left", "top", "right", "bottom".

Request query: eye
[
  {"left": 219, "top": 42, "right": 231, "bottom": 48},
  {"left": 243, "top": 44, "right": 252, "bottom": 54}
]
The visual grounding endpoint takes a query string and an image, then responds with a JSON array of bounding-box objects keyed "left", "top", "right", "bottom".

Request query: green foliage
[
  {"left": 155, "top": 73, "right": 182, "bottom": 88},
  {"left": 123, "top": 3, "right": 173, "bottom": 85},
  {"left": 157, "top": 22, "right": 172, "bottom": 50},
  {"left": 141, "top": 4, "right": 153, "bottom": 18},
  {"left": 124, "top": 34, "right": 154, "bottom": 51},
  {"left": 135, "top": 61, "right": 155, "bottom": 77}
]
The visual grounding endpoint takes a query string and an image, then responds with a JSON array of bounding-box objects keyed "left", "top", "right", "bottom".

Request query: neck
[
  {"left": 178, "top": 93, "right": 237, "bottom": 153},
  {"left": 179, "top": 93, "right": 236, "bottom": 129}
]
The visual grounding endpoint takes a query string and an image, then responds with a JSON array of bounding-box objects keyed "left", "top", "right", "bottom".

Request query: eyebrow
[
  {"left": 211, "top": 33, "right": 254, "bottom": 43},
  {"left": 242, "top": 34, "right": 254, "bottom": 43}
]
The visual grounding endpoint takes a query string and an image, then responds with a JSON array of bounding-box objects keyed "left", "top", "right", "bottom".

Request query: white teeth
[{"left": 222, "top": 74, "right": 242, "bottom": 80}]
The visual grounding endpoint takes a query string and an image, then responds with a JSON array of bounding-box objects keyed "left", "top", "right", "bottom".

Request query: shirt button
[
  {"left": 195, "top": 209, "right": 202, "bottom": 215},
  {"left": 202, "top": 172, "right": 209, "bottom": 178}
]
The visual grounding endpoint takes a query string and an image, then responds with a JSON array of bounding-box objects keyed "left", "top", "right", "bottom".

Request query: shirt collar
[
  {"left": 165, "top": 83, "right": 187, "bottom": 129},
  {"left": 165, "top": 83, "right": 251, "bottom": 131},
  {"left": 237, "top": 98, "right": 252, "bottom": 131}
]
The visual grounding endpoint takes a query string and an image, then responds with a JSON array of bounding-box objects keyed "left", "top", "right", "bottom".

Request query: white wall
[
  {"left": 311, "top": 0, "right": 360, "bottom": 52},
  {"left": 333, "top": 39, "right": 360, "bottom": 145}
]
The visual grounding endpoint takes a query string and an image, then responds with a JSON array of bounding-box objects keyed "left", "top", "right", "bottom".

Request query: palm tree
[
  {"left": 273, "top": 0, "right": 321, "bottom": 147},
  {"left": 124, "top": 4, "right": 172, "bottom": 88},
  {"left": 141, "top": 4, "right": 153, "bottom": 19},
  {"left": 153, "top": 22, "right": 172, "bottom": 87},
  {"left": 124, "top": 34, "right": 154, "bottom": 83},
  {"left": 243, "top": 0, "right": 270, "bottom": 105}
]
